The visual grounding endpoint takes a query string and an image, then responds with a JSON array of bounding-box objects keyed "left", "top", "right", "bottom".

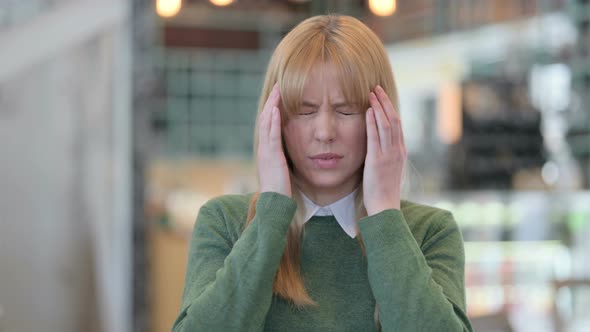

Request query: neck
[{"left": 293, "top": 174, "right": 361, "bottom": 206}]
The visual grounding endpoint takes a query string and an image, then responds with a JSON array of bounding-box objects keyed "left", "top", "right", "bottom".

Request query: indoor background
[{"left": 0, "top": 0, "right": 589, "bottom": 332}]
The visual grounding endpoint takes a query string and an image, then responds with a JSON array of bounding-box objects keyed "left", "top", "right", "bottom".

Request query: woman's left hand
[{"left": 363, "top": 85, "right": 407, "bottom": 216}]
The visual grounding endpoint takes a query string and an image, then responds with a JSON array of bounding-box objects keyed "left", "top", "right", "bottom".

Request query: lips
[
  {"left": 309, "top": 153, "right": 343, "bottom": 169},
  {"left": 310, "top": 153, "right": 343, "bottom": 160}
]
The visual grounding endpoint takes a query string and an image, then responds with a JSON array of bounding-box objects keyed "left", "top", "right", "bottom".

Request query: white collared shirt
[{"left": 300, "top": 189, "right": 358, "bottom": 238}]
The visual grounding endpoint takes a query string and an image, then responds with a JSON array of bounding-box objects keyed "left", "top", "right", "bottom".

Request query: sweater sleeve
[
  {"left": 357, "top": 209, "right": 473, "bottom": 332},
  {"left": 172, "top": 192, "right": 297, "bottom": 332}
]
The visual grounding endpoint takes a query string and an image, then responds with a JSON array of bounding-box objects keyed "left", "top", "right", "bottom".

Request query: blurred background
[{"left": 0, "top": 0, "right": 589, "bottom": 331}]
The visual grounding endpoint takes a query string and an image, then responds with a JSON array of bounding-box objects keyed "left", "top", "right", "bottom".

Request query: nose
[{"left": 313, "top": 110, "right": 336, "bottom": 143}]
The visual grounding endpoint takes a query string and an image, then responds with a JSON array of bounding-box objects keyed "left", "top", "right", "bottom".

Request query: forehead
[{"left": 302, "top": 63, "right": 346, "bottom": 101}]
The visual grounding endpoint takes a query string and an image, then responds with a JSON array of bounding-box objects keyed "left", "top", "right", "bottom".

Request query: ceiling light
[
  {"left": 209, "top": 0, "right": 235, "bottom": 7},
  {"left": 156, "top": 0, "right": 182, "bottom": 18},
  {"left": 368, "top": 0, "right": 396, "bottom": 17}
]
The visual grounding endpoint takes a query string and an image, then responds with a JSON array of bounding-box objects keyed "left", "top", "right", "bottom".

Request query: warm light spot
[
  {"left": 156, "top": 0, "right": 182, "bottom": 18},
  {"left": 209, "top": 0, "right": 235, "bottom": 7},
  {"left": 437, "top": 83, "right": 462, "bottom": 144},
  {"left": 368, "top": 0, "right": 397, "bottom": 17}
]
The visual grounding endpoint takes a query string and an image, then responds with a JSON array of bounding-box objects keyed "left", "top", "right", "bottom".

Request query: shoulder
[
  {"left": 197, "top": 192, "right": 256, "bottom": 237},
  {"left": 400, "top": 199, "right": 461, "bottom": 246},
  {"left": 201, "top": 192, "right": 254, "bottom": 215},
  {"left": 400, "top": 199, "right": 455, "bottom": 226}
]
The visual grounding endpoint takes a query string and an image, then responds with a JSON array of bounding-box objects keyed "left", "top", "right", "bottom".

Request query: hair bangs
[
  {"left": 279, "top": 33, "right": 376, "bottom": 117},
  {"left": 325, "top": 43, "right": 372, "bottom": 113},
  {"left": 277, "top": 34, "right": 325, "bottom": 118}
]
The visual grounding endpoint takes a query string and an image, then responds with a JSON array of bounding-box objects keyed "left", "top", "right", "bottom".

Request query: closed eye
[
  {"left": 298, "top": 104, "right": 317, "bottom": 115},
  {"left": 335, "top": 104, "right": 360, "bottom": 116}
]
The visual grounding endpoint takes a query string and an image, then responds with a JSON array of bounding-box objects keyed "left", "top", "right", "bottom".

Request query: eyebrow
[{"left": 301, "top": 100, "right": 350, "bottom": 108}]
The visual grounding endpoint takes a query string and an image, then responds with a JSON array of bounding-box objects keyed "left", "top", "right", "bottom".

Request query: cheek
[
  {"left": 348, "top": 117, "right": 366, "bottom": 135},
  {"left": 349, "top": 123, "right": 367, "bottom": 156},
  {"left": 283, "top": 124, "right": 305, "bottom": 156},
  {"left": 284, "top": 122, "right": 309, "bottom": 142},
  {"left": 283, "top": 124, "right": 296, "bottom": 145}
]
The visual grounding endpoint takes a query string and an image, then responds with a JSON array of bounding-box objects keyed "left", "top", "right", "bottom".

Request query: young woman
[{"left": 172, "top": 14, "right": 473, "bottom": 332}]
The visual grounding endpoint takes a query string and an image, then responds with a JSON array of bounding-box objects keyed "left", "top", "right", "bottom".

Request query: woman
[{"left": 172, "top": 15, "right": 473, "bottom": 332}]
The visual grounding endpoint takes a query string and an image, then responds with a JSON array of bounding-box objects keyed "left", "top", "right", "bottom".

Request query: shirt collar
[{"left": 300, "top": 189, "right": 358, "bottom": 238}]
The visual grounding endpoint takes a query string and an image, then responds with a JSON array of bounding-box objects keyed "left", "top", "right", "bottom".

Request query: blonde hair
[{"left": 247, "top": 14, "right": 400, "bottom": 307}]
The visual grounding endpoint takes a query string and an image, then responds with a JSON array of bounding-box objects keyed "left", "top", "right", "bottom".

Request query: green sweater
[{"left": 172, "top": 192, "right": 473, "bottom": 332}]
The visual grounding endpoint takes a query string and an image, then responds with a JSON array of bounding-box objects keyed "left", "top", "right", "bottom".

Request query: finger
[
  {"left": 258, "top": 83, "right": 280, "bottom": 146},
  {"left": 369, "top": 92, "right": 392, "bottom": 152},
  {"left": 375, "top": 85, "right": 405, "bottom": 148},
  {"left": 374, "top": 85, "right": 396, "bottom": 123},
  {"left": 258, "top": 103, "right": 270, "bottom": 143},
  {"left": 365, "top": 108, "right": 378, "bottom": 157},
  {"left": 263, "top": 83, "right": 280, "bottom": 115},
  {"left": 269, "top": 106, "right": 282, "bottom": 148},
  {"left": 396, "top": 119, "right": 406, "bottom": 153}
]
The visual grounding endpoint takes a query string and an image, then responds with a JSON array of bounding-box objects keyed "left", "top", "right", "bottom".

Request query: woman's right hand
[{"left": 257, "top": 83, "right": 292, "bottom": 197}]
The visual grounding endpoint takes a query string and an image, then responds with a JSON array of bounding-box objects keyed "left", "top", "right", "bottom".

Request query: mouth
[
  {"left": 309, "top": 153, "right": 343, "bottom": 169},
  {"left": 310, "top": 153, "right": 343, "bottom": 160}
]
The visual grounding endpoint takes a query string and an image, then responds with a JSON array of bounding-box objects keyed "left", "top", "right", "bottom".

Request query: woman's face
[{"left": 283, "top": 63, "right": 367, "bottom": 198}]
